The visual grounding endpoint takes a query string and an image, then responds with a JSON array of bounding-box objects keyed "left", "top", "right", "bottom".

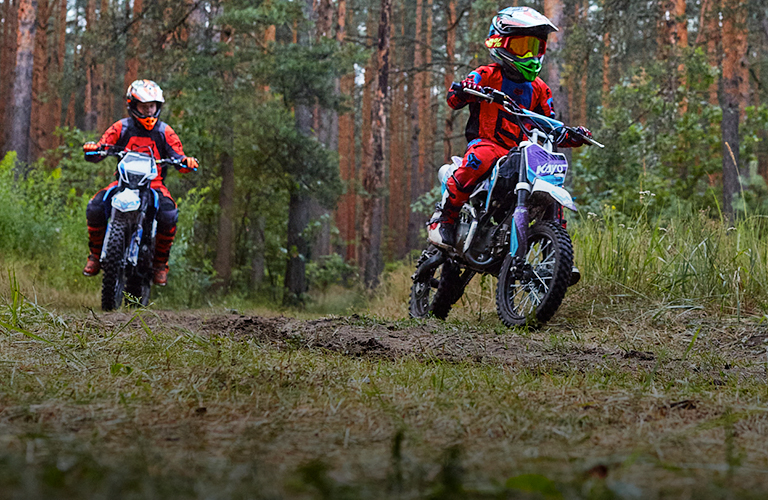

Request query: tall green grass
[
  {"left": 368, "top": 207, "right": 768, "bottom": 321},
  {"left": 573, "top": 207, "right": 768, "bottom": 315}
]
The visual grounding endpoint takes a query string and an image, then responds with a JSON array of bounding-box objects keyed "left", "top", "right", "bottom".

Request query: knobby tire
[
  {"left": 496, "top": 220, "right": 573, "bottom": 327},
  {"left": 101, "top": 218, "right": 128, "bottom": 311},
  {"left": 409, "top": 247, "right": 467, "bottom": 320}
]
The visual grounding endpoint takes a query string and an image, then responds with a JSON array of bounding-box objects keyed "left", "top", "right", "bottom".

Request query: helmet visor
[{"left": 485, "top": 35, "right": 546, "bottom": 58}]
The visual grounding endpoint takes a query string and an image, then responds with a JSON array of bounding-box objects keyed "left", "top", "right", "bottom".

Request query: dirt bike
[
  {"left": 91, "top": 147, "right": 192, "bottom": 311},
  {"left": 409, "top": 84, "right": 603, "bottom": 327}
]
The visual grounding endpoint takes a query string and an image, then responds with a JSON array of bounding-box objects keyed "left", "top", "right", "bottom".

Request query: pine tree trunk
[
  {"left": 30, "top": 0, "right": 49, "bottom": 161},
  {"left": 124, "top": 0, "right": 142, "bottom": 91},
  {"left": 406, "top": 0, "right": 424, "bottom": 252},
  {"left": 442, "top": 0, "right": 456, "bottom": 163},
  {"left": 543, "top": 0, "right": 568, "bottom": 124},
  {"left": 0, "top": 0, "right": 19, "bottom": 154},
  {"left": 83, "top": 0, "right": 97, "bottom": 130},
  {"left": 601, "top": 2, "right": 612, "bottom": 107},
  {"left": 360, "top": 0, "right": 391, "bottom": 288},
  {"left": 49, "top": 0, "right": 66, "bottom": 142},
  {"left": 697, "top": 0, "right": 721, "bottom": 106},
  {"left": 214, "top": 149, "right": 235, "bottom": 288},
  {"left": 8, "top": 0, "right": 37, "bottom": 168},
  {"left": 283, "top": 0, "right": 315, "bottom": 304},
  {"left": 250, "top": 214, "right": 266, "bottom": 288},
  {"left": 336, "top": 73, "right": 356, "bottom": 261},
  {"left": 417, "top": 0, "right": 432, "bottom": 195},
  {"left": 720, "top": 0, "right": 747, "bottom": 220}
]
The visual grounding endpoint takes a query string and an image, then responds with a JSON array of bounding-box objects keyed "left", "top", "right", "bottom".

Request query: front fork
[{"left": 509, "top": 182, "right": 531, "bottom": 262}]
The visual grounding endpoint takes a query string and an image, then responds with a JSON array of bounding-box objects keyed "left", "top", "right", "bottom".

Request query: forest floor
[{"left": 3, "top": 289, "right": 768, "bottom": 498}]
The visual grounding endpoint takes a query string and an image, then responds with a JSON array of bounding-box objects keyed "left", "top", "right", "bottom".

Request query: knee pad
[
  {"left": 86, "top": 199, "right": 107, "bottom": 227},
  {"left": 156, "top": 208, "right": 178, "bottom": 233}
]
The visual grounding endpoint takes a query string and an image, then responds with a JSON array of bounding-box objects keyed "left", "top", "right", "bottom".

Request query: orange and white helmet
[{"left": 125, "top": 79, "right": 165, "bottom": 130}]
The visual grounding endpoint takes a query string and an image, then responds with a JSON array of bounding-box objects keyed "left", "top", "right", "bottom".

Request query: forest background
[{"left": 0, "top": 0, "right": 767, "bottom": 310}]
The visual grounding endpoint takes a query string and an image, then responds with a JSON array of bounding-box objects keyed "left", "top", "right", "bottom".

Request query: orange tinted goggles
[{"left": 485, "top": 35, "right": 546, "bottom": 58}]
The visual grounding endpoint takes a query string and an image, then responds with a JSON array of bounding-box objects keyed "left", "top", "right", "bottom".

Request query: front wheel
[
  {"left": 496, "top": 220, "right": 573, "bottom": 327},
  {"left": 101, "top": 218, "right": 129, "bottom": 311}
]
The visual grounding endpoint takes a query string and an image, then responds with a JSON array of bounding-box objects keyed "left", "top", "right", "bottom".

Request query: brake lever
[{"left": 572, "top": 129, "right": 604, "bottom": 148}]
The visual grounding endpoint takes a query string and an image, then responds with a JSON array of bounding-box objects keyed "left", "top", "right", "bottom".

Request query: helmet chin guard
[
  {"left": 126, "top": 79, "right": 165, "bottom": 130},
  {"left": 486, "top": 7, "right": 557, "bottom": 82}
]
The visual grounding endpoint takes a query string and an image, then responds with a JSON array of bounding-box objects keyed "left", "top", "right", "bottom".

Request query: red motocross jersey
[
  {"left": 87, "top": 118, "right": 186, "bottom": 183},
  {"left": 447, "top": 63, "right": 555, "bottom": 149}
]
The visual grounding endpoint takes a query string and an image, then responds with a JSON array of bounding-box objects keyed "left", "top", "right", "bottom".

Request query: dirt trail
[
  {"left": 92, "top": 309, "right": 768, "bottom": 383},
  {"left": 95, "top": 311, "right": 669, "bottom": 372}
]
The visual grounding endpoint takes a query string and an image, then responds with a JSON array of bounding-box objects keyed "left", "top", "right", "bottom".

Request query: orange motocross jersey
[
  {"left": 447, "top": 63, "right": 556, "bottom": 149},
  {"left": 88, "top": 118, "right": 186, "bottom": 184}
]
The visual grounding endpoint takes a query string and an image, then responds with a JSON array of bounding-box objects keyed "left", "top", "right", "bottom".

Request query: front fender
[
  {"left": 111, "top": 189, "right": 141, "bottom": 212},
  {"left": 531, "top": 178, "right": 577, "bottom": 211}
]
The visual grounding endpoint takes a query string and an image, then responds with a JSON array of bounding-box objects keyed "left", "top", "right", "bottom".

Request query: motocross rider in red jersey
[
  {"left": 427, "top": 7, "right": 591, "bottom": 250},
  {"left": 82, "top": 79, "right": 198, "bottom": 286}
]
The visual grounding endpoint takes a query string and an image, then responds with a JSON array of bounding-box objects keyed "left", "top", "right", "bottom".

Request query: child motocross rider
[
  {"left": 428, "top": 6, "right": 591, "bottom": 250},
  {"left": 81, "top": 79, "right": 199, "bottom": 286}
]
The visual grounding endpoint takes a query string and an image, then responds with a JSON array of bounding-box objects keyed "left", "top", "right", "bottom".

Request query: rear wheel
[
  {"left": 496, "top": 221, "right": 573, "bottom": 327},
  {"left": 101, "top": 218, "right": 129, "bottom": 311},
  {"left": 124, "top": 240, "right": 153, "bottom": 306},
  {"left": 409, "top": 247, "right": 471, "bottom": 320}
]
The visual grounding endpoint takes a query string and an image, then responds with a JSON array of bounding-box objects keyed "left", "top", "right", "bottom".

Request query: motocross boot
[
  {"left": 83, "top": 254, "right": 101, "bottom": 276},
  {"left": 153, "top": 265, "right": 169, "bottom": 286},
  {"left": 427, "top": 202, "right": 459, "bottom": 249}
]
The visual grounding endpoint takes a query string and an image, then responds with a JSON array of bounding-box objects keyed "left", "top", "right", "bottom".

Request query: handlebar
[
  {"left": 453, "top": 83, "right": 605, "bottom": 149},
  {"left": 85, "top": 145, "right": 198, "bottom": 171}
]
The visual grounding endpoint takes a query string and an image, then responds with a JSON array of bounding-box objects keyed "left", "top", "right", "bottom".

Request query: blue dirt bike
[
  {"left": 91, "top": 147, "right": 191, "bottom": 310},
  {"left": 409, "top": 84, "right": 602, "bottom": 327}
]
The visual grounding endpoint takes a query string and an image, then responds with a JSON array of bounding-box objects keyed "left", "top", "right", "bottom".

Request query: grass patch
[{"left": 3, "top": 272, "right": 768, "bottom": 498}]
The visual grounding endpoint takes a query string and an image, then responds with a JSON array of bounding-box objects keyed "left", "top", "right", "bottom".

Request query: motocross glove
[
  {"left": 459, "top": 78, "right": 483, "bottom": 100},
  {"left": 179, "top": 156, "right": 199, "bottom": 173},
  {"left": 557, "top": 126, "right": 592, "bottom": 147},
  {"left": 83, "top": 142, "right": 100, "bottom": 153}
]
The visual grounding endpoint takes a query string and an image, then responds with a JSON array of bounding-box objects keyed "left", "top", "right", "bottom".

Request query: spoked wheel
[
  {"left": 496, "top": 220, "right": 573, "bottom": 327},
  {"left": 101, "top": 218, "right": 129, "bottom": 311},
  {"left": 409, "top": 246, "right": 470, "bottom": 320}
]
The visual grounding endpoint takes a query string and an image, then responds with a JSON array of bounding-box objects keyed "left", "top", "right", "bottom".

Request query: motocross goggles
[{"left": 485, "top": 35, "right": 546, "bottom": 58}]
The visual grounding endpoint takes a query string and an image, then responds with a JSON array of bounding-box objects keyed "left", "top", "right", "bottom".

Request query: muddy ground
[{"left": 97, "top": 309, "right": 768, "bottom": 381}]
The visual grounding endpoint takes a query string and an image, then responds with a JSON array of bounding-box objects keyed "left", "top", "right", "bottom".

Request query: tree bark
[
  {"left": 8, "top": 0, "right": 37, "bottom": 168},
  {"left": 360, "top": 0, "right": 391, "bottom": 288},
  {"left": 720, "top": 0, "right": 748, "bottom": 220},
  {"left": 543, "top": 0, "right": 568, "bottom": 124},
  {"left": 83, "top": 0, "right": 97, "bottom": 131},
  {"left": 30, "top": 0, "right": 50, "bottom": 161},
  {"left": 442, "top": 0, "right": 456, "bottom": 163},
  {"left": 601, "top": 3, "right": 612, "bottom": 107},
  {"left": 0, "top": 0, "right": 19, "bottom": 154},
  {"left": 697, "top": 0, "right": 721, "bottom": 106},
  {"left": 124, "top": 0, "right": 142, "bottom": 91},
  {"left": 406, "top": 0, "right": 424, "bottom": 252},
  {"left": 283, "top": 0, "right": 315, "bottom": 304},
  {"left": 214, "top": 149, "right": 235, "bottom": 287},
  {"left": 250, "top": 214, "right": 266, "bottom": 288}
]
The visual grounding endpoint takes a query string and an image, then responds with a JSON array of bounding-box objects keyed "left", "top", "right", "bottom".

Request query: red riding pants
[{"left": 444, "top": 139, "right": 509, "bottom": 211}]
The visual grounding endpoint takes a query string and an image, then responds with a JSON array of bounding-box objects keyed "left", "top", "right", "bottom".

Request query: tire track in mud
[
  {"left": 94, "top": 310, "right": 768, "bottom": 382},
  {"left": 98, "top": 311, "right": 659, "bottom": 373}
]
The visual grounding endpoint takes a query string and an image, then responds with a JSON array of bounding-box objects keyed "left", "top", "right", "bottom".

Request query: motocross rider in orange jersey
[
  {"left": 82, "top": 79, "right": 198, "bottom": 286},
  {"left": 427, "top": 7, "right": 591, "bottom": 250}
]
